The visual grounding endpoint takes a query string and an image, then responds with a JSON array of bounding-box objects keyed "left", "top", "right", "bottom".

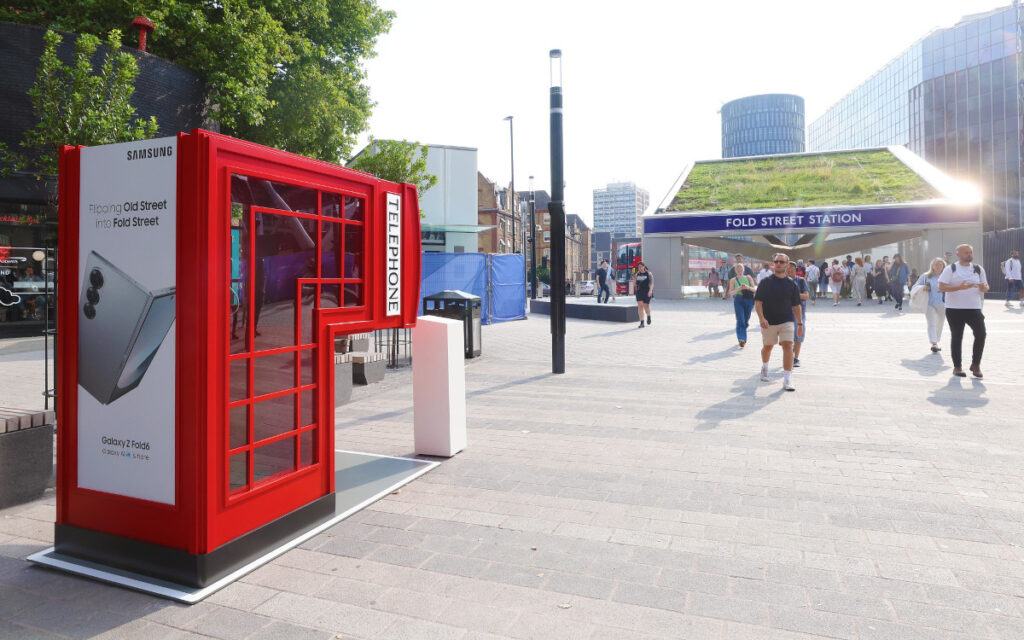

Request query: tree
[
  {"left": 349, "top": 138, "right": 438, "bottom": 196},
  {"left": 536, "top": 267, "right": 551, "bottom": 285},
  {"left": 0, "top": 28, "right": 158, "bottom": 179},
  {"left": 1, "top": 1, "right": 394, "bottom": 164}
]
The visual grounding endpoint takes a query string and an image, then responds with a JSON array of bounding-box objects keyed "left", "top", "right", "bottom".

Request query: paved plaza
[{"left": 2, "top": 298, "right": 1024, "bottom": 639}]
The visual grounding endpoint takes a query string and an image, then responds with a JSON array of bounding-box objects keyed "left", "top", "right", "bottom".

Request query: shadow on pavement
[
  {"left": 927, "top": 377, "right": 988, "bottom": 416},
  {"left": 685, "top": 345, "right": 740, "bottom": 365},
  {"left": 693, "top": 372, "right": 785, "bottom": 431},
  {"left": 900, "top": 352, "right": 945, "bottom": 377},
  {"left": 688, "top": 329, "right": 733, "bottom": 343},
  {"left": 581, "top": 327, "right": 641, "bottom": 339}
]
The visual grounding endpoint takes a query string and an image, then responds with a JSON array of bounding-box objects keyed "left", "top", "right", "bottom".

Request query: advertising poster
[{"left": 77, "top": 137, "right": 177, "bottom": 504}]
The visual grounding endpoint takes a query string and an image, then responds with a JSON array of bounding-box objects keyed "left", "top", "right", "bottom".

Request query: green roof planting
[{"left": 667, "top": 150, "right": 941, "bottom": 212}]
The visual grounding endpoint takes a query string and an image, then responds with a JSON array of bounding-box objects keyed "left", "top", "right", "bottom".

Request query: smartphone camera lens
[
  {"left": 83, "top": 303, "right": 96, "bottom": 319},
  {"left": 89, "top": 268, "right": 104, "bottom": 289},
  {"left": 86, "top": 287, "right": 100, "bottom": 305}
]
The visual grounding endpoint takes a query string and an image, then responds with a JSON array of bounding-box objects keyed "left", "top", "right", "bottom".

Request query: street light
[
  {"left": 529, "top": 175, "right": 537, "bottom": 299},
  {"left": 548, "top": 49, "right": 565, "bottom": 374},
  {"left": 503, "top": 115, "right": 516, "bottom": 254}
]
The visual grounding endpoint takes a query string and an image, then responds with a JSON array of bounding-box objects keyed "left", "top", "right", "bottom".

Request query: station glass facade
[
  {"left": 721, "top": 94, "right": 806, "bottom": 158},
  {"left": 809, "top": 5, "right": 1022, "bottom": 232}
]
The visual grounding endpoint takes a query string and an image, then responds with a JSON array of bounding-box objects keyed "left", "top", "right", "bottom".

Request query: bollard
[{"left": 412, "top": 316, "right": 466, "bottom": 457}]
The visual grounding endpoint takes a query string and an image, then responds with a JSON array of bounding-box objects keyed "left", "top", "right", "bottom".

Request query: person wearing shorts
[
  {"left": 754, "top": 253, "right": 803, "bottom": 391},
  {"left": 635, "top": 262, "right": 653, "bottom": 328}
]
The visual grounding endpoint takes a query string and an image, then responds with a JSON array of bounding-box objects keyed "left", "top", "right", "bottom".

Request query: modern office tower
[
  {"left": 592, "top": 182, "right": 649, "bottom": 235},
  {"left": 721, "top": 94, "right": 806, "bottom": 158},
  {"left": 809, "top": 5, "right": 1021, "bottom": 233}
]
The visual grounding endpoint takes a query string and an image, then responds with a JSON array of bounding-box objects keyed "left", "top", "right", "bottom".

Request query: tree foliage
[
  {"left": 0, "top": 28, "right": 158, "bottom": 178},
  {"left": 1, "top": 0, "right": 394, "bottom": 163},
  {"left": 349, "top": 138, "right": 438, "bottom": 196}
]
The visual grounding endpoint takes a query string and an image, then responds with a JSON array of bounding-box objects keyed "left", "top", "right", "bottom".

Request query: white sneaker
[
  {"left": 783, "top": 379, "right": 795, "bottom": 392},
  {"left": 760, "top": 367, "right": 770, "bottom": 382}
]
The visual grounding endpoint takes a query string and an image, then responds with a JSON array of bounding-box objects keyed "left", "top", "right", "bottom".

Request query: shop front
[{"left": 0, "top": 205, "right": 55, "bottom": 338}]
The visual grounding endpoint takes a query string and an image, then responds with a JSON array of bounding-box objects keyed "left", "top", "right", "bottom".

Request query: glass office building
[
  {"left": 809, "top": 5, "right": 1022, "bottom": 232},
  {"left": 592, "top": 182, "right": 650, "bottom": 235},
  {"left": 721, "top": 94, "right": 806, "bottom": 158}
]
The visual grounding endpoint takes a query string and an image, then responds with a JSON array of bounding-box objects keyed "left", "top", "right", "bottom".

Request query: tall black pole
[
  {"left": 529, "top": 176, "right": 537, "bottom": 299},
  {"left": 549, "top": 49, "right": 565, "bottom": 374},
  {"left": 504, "top": 116, "right": 516, "bottom": 253}
]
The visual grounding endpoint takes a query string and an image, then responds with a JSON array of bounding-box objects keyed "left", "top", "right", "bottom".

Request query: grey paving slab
[{"left": 3, "top": 299, "right": 1024, "bottom": 638}]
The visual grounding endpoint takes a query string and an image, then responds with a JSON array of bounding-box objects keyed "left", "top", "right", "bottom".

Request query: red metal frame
[{"left": 57, "top": 129, "right": 421, "bottom": 554}]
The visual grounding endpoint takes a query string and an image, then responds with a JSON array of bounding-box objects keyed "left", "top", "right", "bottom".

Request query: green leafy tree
[
  {"left": 0, "top": 28, "right": 159, "bottom": 179},
  {"left": 536, "top": 267, "right": 551, "bottom": 285},
  {"left": 349, "top": 137, "right": 438, "bottom": 200},
  {"left": 1, "top": 1, "right": 394, "bottom": 163}
]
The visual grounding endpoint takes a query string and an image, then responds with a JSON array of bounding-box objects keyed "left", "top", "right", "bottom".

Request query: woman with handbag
[
  {"left": 728, "top": 260, "right": 757, "bottom": 348},
  {"left": 873, "top": 259, "right": 889, "bottom": 305},
  {"left": 914, "top": 257, "right": 947, "bottom": 353}
]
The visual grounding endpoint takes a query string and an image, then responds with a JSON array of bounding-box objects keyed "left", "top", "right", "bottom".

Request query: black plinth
[{"left": 529, "top": 299, "right": 640, "bottom": 323}]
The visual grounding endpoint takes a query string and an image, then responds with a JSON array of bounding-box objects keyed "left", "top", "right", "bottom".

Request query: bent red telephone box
[{"left": 52, "top": 130, "right": 420, "bottom": 587}]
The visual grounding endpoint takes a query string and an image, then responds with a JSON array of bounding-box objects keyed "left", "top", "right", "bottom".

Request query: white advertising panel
[
  {"left": 77, "top": 137, "right": 177, "bottom": 504},
  {"left": 385, "top": 193, "right": 402, "bottom": 316}
]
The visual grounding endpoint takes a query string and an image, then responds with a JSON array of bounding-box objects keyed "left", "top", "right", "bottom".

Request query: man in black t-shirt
[
  {"left": 754, "top": 253, "right": 803, "bottom": 391},
  {"left": 595, "top": 259, "right": 610, "bottom": 303}
]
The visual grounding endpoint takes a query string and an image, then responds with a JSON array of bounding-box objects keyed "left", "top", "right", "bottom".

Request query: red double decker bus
[{"left": 615, "top": 242, "right": 641, "bottom": 294}]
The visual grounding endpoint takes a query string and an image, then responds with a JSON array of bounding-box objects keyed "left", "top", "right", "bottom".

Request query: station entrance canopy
[{"left": 641, "top": 146, "right": 983, "bottom": 298}]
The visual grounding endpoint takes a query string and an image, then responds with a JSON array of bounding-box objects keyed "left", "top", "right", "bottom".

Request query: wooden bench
[{"left": 0, "top": 407, "right": 55, "bottom": 509}]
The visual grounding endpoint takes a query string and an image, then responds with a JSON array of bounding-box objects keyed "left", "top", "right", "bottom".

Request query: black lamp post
[
  {"left": 529, "top": 175, "right": 537, "bottom": 299},
  {"left": 503, "top": 115, "right": 516, "bottom": 253},
  {"left": 549, "top": 49, "right": 565, "bottom": 374}
]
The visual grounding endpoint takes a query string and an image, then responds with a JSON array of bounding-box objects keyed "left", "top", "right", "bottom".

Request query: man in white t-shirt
[
  {"left": 1003, "top": 250, "right": 1022, "bottom": 309},
  {"left": 756, "top": 264, "right": 772, "bottom": 284},
  {"left": 938, "top": 243, "right": 989, "bottom": 378}
]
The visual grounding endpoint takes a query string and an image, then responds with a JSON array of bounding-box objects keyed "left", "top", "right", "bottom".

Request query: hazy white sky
[{"left": 358, "top": 0, "right": 1000, "bottom": 226}]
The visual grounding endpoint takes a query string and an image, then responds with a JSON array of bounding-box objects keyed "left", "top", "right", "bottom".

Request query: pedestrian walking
[
  {"left": 595, "top": 259, "right": 611, "bottom": 303},
  {"left": 864, "top": 254, "right": 874, "bottom": 299},
  {"left": 889, "top": 254, "right": 910, "bottom": 311},
  {"left": 873, "top": 259, "right": 889, "bottom": 304},
  {"left": 938, "top": 244, "right": 989, "bottom": 378},
  {"left": 716, "top": 260, "right": 731, "bottom": 300},
  {"left": 1002, "top": 250, "right": 1023, "bottom": 308},
  {"left": 818, "top": 262, "right": 830, "bottom": 300},
  {"left": 754, "top": 253, "right": 803, "bottom": 391},
  {"left": 827, "top": 259, "right": 846, "bottom": 306},
  {"left": 805, "top": 260, "right": 820, "bottom": 304},
  {"left": 757, "top": 263, "right": 772, "bottom": 284},
  {"left": 707, "top": 267, "right": 722, "bottom": 298},
  {"left": 882, "top": 256, "right": 893, "bottom": 300},
  {"left": 787, "top": 262, "right": 809, "bottom": 367},
  {"left": 728, "top": 258, "right": 757, "bottom": 348},
  {"left": 914, "top": 257, "right": 947, "bottom": 353},
  {"left": 850, "top": 257, "right": 868, "bottom": 305},
  {"left": 635, "top": 262, "right": 653, "bottom": 328}
]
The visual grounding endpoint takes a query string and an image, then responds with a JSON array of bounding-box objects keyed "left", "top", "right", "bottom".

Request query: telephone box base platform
[{"left": 28, "top": 450, "right": 437, "bottom": 603}]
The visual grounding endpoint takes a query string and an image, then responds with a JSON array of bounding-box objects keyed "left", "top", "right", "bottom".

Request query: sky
[{"left": 357, "top": 0, "right": 1002, "bottom": 227}]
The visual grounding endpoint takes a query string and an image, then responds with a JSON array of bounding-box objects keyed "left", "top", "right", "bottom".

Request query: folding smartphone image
[{"left": 78, "top": 251, "right": 176, "bottom": 405}]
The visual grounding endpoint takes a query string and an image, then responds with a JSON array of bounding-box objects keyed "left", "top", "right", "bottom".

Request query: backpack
[
  {"left": 951, "top": 263, "right": 982, "bottom": 276},
  {"left": 830, "top": 267, "right": 844, "bottom": 283}
]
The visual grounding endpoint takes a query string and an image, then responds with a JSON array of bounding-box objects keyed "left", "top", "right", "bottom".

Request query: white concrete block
[{"left": 412, "top": 316, "right": 466, "bottom": 457}]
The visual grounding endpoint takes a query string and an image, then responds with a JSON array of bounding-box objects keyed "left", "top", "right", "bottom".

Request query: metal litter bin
[{"left": 422, "top": 290, "right": 482, "bottom": 358}]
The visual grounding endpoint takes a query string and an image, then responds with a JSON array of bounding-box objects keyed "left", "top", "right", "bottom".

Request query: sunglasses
[{"left": 773, "top": 260, "right": 788, "bottom": 264}]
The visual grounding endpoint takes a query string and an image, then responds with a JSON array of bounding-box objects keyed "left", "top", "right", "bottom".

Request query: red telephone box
[{"left": 47, "top": 130, "right": 420, "bottom": 589}]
